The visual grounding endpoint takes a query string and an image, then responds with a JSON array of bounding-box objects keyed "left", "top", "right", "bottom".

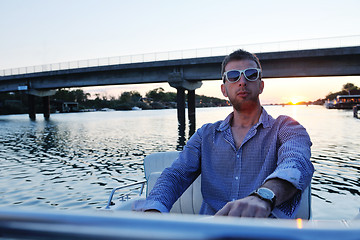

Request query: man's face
[{"left": 221, "top": 59, "right": 264, "bottom": 111}]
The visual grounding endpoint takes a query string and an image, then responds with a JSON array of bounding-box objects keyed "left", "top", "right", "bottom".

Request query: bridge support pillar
[
  {"left": 28, "top": 94, "right": 36, "bottom": 120},
  {"left": 42, "top": 96, "right": 50, "bottom": 120},
  {"left": 27, "top": 89, "right": 56, "bottom": 120},
  {"left": 176, "top": 87, "right": 186, "bottom": 149},
  {"left": 187, "top": 90, "right": 196, "bottom": 136},
  {"left": 169, "top": 72, "right": 202, "bottom": 147}
]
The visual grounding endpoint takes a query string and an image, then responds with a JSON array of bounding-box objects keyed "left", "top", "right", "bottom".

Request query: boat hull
[{"left": 0, "top": 208, "right": 359, "bottom": 240}]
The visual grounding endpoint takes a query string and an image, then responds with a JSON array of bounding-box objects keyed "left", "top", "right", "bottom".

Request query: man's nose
[{"left": 238, "top": 73, "right": 247, "bottom": 86}]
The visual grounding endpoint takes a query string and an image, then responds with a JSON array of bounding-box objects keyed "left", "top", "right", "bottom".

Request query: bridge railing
[{"left": 1, "top": 35, "right": 359, "bottom": 77}]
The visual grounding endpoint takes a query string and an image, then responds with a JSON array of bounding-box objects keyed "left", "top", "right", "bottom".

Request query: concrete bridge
[
  {"left": 1, "top": 46, "right": 360, "bottom": 92},
  {"left": 1, "top": 45, "right": 360, "bottom": 133}
]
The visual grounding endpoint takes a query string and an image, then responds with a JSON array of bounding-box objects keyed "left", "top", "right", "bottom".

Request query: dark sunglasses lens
[
  {"left": 226, "top": 70, "right": 240, "bottom": 82},
  {"left": 244, "top": 69, "right": 258, "bottom": 81}
]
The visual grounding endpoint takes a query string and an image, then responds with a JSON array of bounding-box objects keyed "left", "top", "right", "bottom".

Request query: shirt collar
[
  {"left": 217, "top": 107, "right": 274, "bottom": 132},
  {"left": 258, "top": 108, "right": 274, "bottom": 128}
]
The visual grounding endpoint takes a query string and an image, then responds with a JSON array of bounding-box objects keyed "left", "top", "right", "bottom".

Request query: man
[{"left": 134, "top": 49, "right": 314, "bottom": 218}]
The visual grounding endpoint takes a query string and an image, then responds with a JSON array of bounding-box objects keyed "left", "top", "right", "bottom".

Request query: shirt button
[{"left": 235, "top": 176, "right": 239, "bottom": 180}]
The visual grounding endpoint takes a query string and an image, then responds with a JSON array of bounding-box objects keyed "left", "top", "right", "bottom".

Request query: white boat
[
  {"left": 0, "top": 207, "right": 359, "bottom": 240},
  {"left": 1, "top": 152, "right": 359, "bottom": 239}
]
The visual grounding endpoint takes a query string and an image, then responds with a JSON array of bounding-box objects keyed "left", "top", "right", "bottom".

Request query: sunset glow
[{"left": 290, "top": 97, "right": 303, "bottom": 105}]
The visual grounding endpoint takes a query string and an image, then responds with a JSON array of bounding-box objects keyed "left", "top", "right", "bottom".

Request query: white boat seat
[
  {"left": 147, "top": 172, "right": 202, "bottom": 214},
  {"left": 144, "top": 151, "right": 202, "bottom": 214},
  {"left": 144, "top": 151, "right": 312, "bottom": 219}
]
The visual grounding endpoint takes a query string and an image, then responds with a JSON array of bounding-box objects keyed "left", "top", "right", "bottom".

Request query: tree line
[
  {"left": 0, "top": 87, "right": 229, "bottom": 114},
  {"left": 1, "top": 83, "right": 358, "bottom": 115}
]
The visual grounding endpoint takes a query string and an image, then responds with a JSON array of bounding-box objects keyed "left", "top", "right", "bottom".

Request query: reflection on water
[
  {"left": 0, "top": 106, "right": 359, "bottom": 220},
  {"left": 0, "top": 110, "right": 178, "bottom": 210}
]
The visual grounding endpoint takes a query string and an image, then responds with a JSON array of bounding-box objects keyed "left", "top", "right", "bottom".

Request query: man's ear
[
  {"left": 221, "top": 83, "right": 228, "bottom": 97},
  {"left": 259, "top": 80, "right": 264, "bottom": 94}
]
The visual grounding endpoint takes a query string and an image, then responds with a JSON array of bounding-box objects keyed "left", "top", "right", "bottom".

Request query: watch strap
[{"left": 250, "top": 188, "right": 276, "bottom": 211}]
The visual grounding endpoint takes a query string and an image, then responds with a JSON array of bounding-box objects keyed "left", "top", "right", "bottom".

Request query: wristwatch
[{"left": 250, "top": 187, "right": 276, "bottom": 211}]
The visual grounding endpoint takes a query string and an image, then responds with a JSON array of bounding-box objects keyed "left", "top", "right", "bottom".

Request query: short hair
[{"left": 221, "top": 49, "right": 262, "bottom": 82}]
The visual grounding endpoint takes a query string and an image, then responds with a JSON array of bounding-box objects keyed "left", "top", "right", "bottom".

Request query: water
[{"left": 0, "top": 105, "right": 359, "bottom": 220}]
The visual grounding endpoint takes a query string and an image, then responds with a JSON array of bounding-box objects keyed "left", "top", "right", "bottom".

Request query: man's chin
[{"left": 231, "top": 99, "right": 259, "bottom": 111}]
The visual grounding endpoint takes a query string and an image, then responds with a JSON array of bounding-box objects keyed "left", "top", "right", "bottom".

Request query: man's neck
[{"left": 231, "top": 104, "right": 262, "bottom": 128}]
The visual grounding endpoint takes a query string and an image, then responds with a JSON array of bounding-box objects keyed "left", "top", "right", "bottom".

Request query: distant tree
[
  {"left": 53, "top": 89, "right": 74, "bottom": 102},
  {"left": 146, "top": 87, "right": 165, "bottom": 102},
  {"left": 342, "top": 83, "right": 357, "bottom": 91},
  {"left": 195, "top": 94, "right": 228, "bottom": 107},
  {"left": 73, "top": 89, "right": 90, "bottom": 103},
  {"left": 52, "top": 89, "right": 89, "bottom": 103},
  {"left": 119, "top": 91, "right": 141, "bottom": 103},
  {"left": 325, "top": 83, "right": 360, "bottom": 100},
  {"left": 145, "top": 87, "right": 176, "bottom": 102},
  {"left": 342, "top": 83, "right": 359, "bottom": 94},
  {"left": 119, "top": 92, "right": 131, "bottom": 103},
  {"left": 165, "top": 92, "right": 177, "bottom": 102},
  {"left": 90, "top": 94, "right": 108, "bottom": 109},
  {"left": 130, "top": 91, "right": 142, "bottom": 102},
  {"left": 325, "top": 92, "right": 340, "bottom": 101}
]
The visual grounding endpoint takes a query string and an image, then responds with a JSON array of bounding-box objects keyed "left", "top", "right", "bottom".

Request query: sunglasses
[{"left": 223, "top": 68, "right": 261, "bottom": 83}]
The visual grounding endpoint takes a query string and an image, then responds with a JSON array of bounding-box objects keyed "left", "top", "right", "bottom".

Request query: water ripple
[{"left": 0, "top": 107, "right": 359, "bottom": 220}]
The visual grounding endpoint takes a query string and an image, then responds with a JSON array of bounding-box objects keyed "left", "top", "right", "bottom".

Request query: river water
[{"left": 0, "top": 105, "right": 359, "bottom": 220}]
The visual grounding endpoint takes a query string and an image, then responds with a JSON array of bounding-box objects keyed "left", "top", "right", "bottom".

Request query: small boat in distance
[
  {"left": 132, "top": 106, "right": 142, "bottom": 110},
  {"left": 325, "top": 95, "right": 360, "bottom": 109},
  {"left": 100, "top": 108, "right": 115, "bottom": 111}
]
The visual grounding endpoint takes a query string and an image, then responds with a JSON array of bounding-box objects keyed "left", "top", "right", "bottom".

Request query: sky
[{"left": 0, "top": 0, "right": 360, "bottom": 104}]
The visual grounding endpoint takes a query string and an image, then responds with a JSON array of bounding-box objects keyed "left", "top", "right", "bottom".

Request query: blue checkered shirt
[{"left": 135, "top": 108, "right": 314, "bottom": 218}]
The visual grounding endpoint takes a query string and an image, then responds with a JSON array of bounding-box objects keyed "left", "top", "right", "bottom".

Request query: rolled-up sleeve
[{"left": 265, "top": 116, "right": 314, "bottom": 218}]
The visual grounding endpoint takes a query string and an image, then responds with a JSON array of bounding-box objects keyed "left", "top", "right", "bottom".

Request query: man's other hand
[{"left": 215, "top": 195, "right": 271, "bottom": 218}]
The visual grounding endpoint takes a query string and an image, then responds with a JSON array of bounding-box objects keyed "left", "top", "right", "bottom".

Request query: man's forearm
[{"left": 261, "top": 178, "right": 298, "bottom": 207}]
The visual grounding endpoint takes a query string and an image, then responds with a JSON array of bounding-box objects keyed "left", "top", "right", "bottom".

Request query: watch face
[{"left": 258, "top": 188, "right": 275, "bottom": 200}]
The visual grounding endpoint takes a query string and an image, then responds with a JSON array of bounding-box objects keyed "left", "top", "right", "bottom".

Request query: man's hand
[
  {"left": 215, "top": 178, "right": 298, "bottom": 218},
  {"left": 215, "top": 195, "right": 272, "bottom": 218},
  {"left": 144, "top": 209, "right": 161, "bottom": 213}
]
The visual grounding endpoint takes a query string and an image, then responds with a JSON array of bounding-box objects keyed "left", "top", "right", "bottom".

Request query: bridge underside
[{"left": 260, "top": 47, "right": 360, "bottom": 78}]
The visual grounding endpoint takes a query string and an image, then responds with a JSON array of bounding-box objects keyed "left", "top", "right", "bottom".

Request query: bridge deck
[{"left": 0, "top": 46, "right": 359, "bottom": 93}]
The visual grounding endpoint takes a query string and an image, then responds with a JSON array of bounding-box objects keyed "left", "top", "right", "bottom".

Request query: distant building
[
  {"left": 52, "top": 100, "right": 79, "bottom": 113},
  {"left": 326, "top": 95, "right": 360, "bottom": 109}
]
